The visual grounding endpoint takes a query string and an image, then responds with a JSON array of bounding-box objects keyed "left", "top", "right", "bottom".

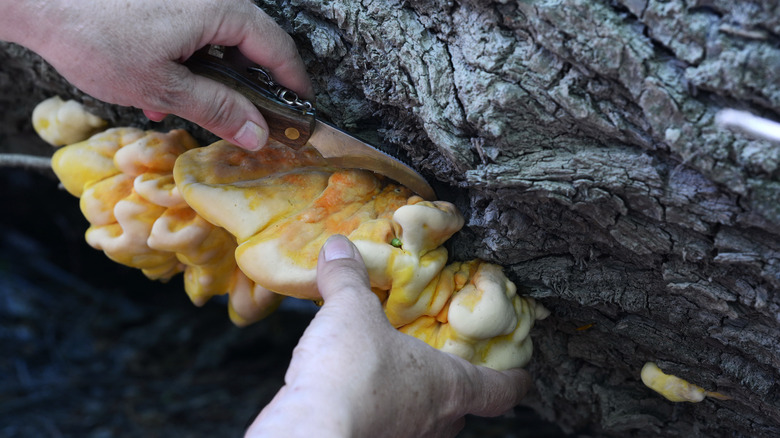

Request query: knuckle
[
  {"left": 195, "top": 90, "right": 238, "bottom": 131},
  {"left": 129, "top": 65, "right": 186, "bottom": 111},
  {"left": 279, "top": 32, "right": 298, "bottom": 55},
  {"left": 274, "top": 34, "right": 299, "bottom": 68}
]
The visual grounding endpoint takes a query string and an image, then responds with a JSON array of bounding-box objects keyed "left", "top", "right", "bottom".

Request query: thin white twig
[
  {"left": 0, "top": 153, "right": 52, "bottom": 171},
  {"left": 715, "top": 109, "right": 780, "bottom": 142}
]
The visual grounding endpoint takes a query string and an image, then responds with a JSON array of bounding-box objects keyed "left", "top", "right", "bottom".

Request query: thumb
[
  {"left": 316, "top": 235, "right": 376, "bottom": 308},
  {"left": 165, "top": 64, "right": 270, "bottom": 151},
  {"left": 465, "top": 367, "right": 532, "bottom": 417}
]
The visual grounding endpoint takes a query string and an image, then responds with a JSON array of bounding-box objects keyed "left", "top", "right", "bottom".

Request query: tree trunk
[{"left": 1, "top": 0, "right": 778, "bottom": 436}]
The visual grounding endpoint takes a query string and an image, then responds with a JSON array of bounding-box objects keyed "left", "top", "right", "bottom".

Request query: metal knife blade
[
  {"left": 307, "top": 121, "right": 435, "bottom": 200},
  {"left": 184, "top": 47, "right": 436, "bottom": 200}
]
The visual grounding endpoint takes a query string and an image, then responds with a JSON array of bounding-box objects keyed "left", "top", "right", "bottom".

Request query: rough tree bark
[{"left": 1, "top": 0, "right": 778, "bottom": 436}]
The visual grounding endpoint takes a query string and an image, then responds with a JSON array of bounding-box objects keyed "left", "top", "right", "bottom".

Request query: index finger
[{"left": 207, "top": 1, "right": 314, "bottom": 100}]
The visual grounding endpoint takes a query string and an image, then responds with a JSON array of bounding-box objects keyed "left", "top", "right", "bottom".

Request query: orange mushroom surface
[{"left": 39, "top": 98, "right": 548, "bottom": 370}]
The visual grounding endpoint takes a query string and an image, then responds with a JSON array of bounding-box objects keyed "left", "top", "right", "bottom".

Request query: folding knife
[{"left": 184, "top": 47, "right": 435, "bottom": 200}]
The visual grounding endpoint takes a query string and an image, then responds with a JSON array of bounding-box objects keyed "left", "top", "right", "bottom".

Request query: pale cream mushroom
[
  {"left": 641, "top": 362, "right": 730, "bottom": 403},
  {"left": 42, "top": 97, "right": 549, "bottom": 369},
  {"left": 32, "top": 96, "right": 107, "bottom": 146}
]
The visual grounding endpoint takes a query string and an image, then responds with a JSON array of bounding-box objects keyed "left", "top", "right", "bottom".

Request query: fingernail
[
  {"left": 323, "top": 235, "right": 355, "bottom": 261},
  {"left": 143, "top": 110, "right": 168, "bottom": 122},
  {"left": 234, "top": 120, "right": 267, "bottom": 151}
]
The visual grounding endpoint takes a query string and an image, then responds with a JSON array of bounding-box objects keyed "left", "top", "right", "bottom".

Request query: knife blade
[{"left": 184, "top": 47, "right": 436, "bottom": 200}]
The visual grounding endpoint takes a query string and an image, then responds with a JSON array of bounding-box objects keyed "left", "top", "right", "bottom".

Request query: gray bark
[{"left": 1, "top": 0, "right": 779, "bottom": 436}]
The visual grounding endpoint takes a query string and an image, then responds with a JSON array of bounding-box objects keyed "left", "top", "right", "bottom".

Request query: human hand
[
  {"left": 2, "top": 0, "right": 312, "bottom": 151},
  {"left": 245, "top": 235, "right": 531, "bottom": 438}
]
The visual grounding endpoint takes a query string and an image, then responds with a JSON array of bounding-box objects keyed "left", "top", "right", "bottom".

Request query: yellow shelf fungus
[
  {"left": 49, "top": 127, "right": 282, "bottom": 326},
  {"left": 174, "top": 140, "right": 548, "bottom": 370},
  {"left": 641, "top": 362, "right": 730, "bottom": 403},
  {"left": 32, "top": 96, "right": 107, "bottom": 146},
  {"left": 39, "top": 98, "right": 549, "bottom": 370}
]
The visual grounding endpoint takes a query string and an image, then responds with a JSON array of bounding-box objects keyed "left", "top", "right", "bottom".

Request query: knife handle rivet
[{"left": 285, "top": 127, "right": 300, "bottom": 140}]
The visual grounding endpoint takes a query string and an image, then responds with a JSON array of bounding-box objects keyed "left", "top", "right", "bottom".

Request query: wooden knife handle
[{"left": 184, "top": 48, "right": 315, "bottom": 149}]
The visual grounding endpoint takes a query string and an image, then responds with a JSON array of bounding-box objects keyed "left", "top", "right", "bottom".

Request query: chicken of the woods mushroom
[
  {"left": 36, "top": 97, "right": 549, "bottom": 370},
  {"left": 641, "top": 362, "right": 730, "bottom": 403},
  {"left": 32, "top": 96, "right": 107, "bottom": 146}
]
